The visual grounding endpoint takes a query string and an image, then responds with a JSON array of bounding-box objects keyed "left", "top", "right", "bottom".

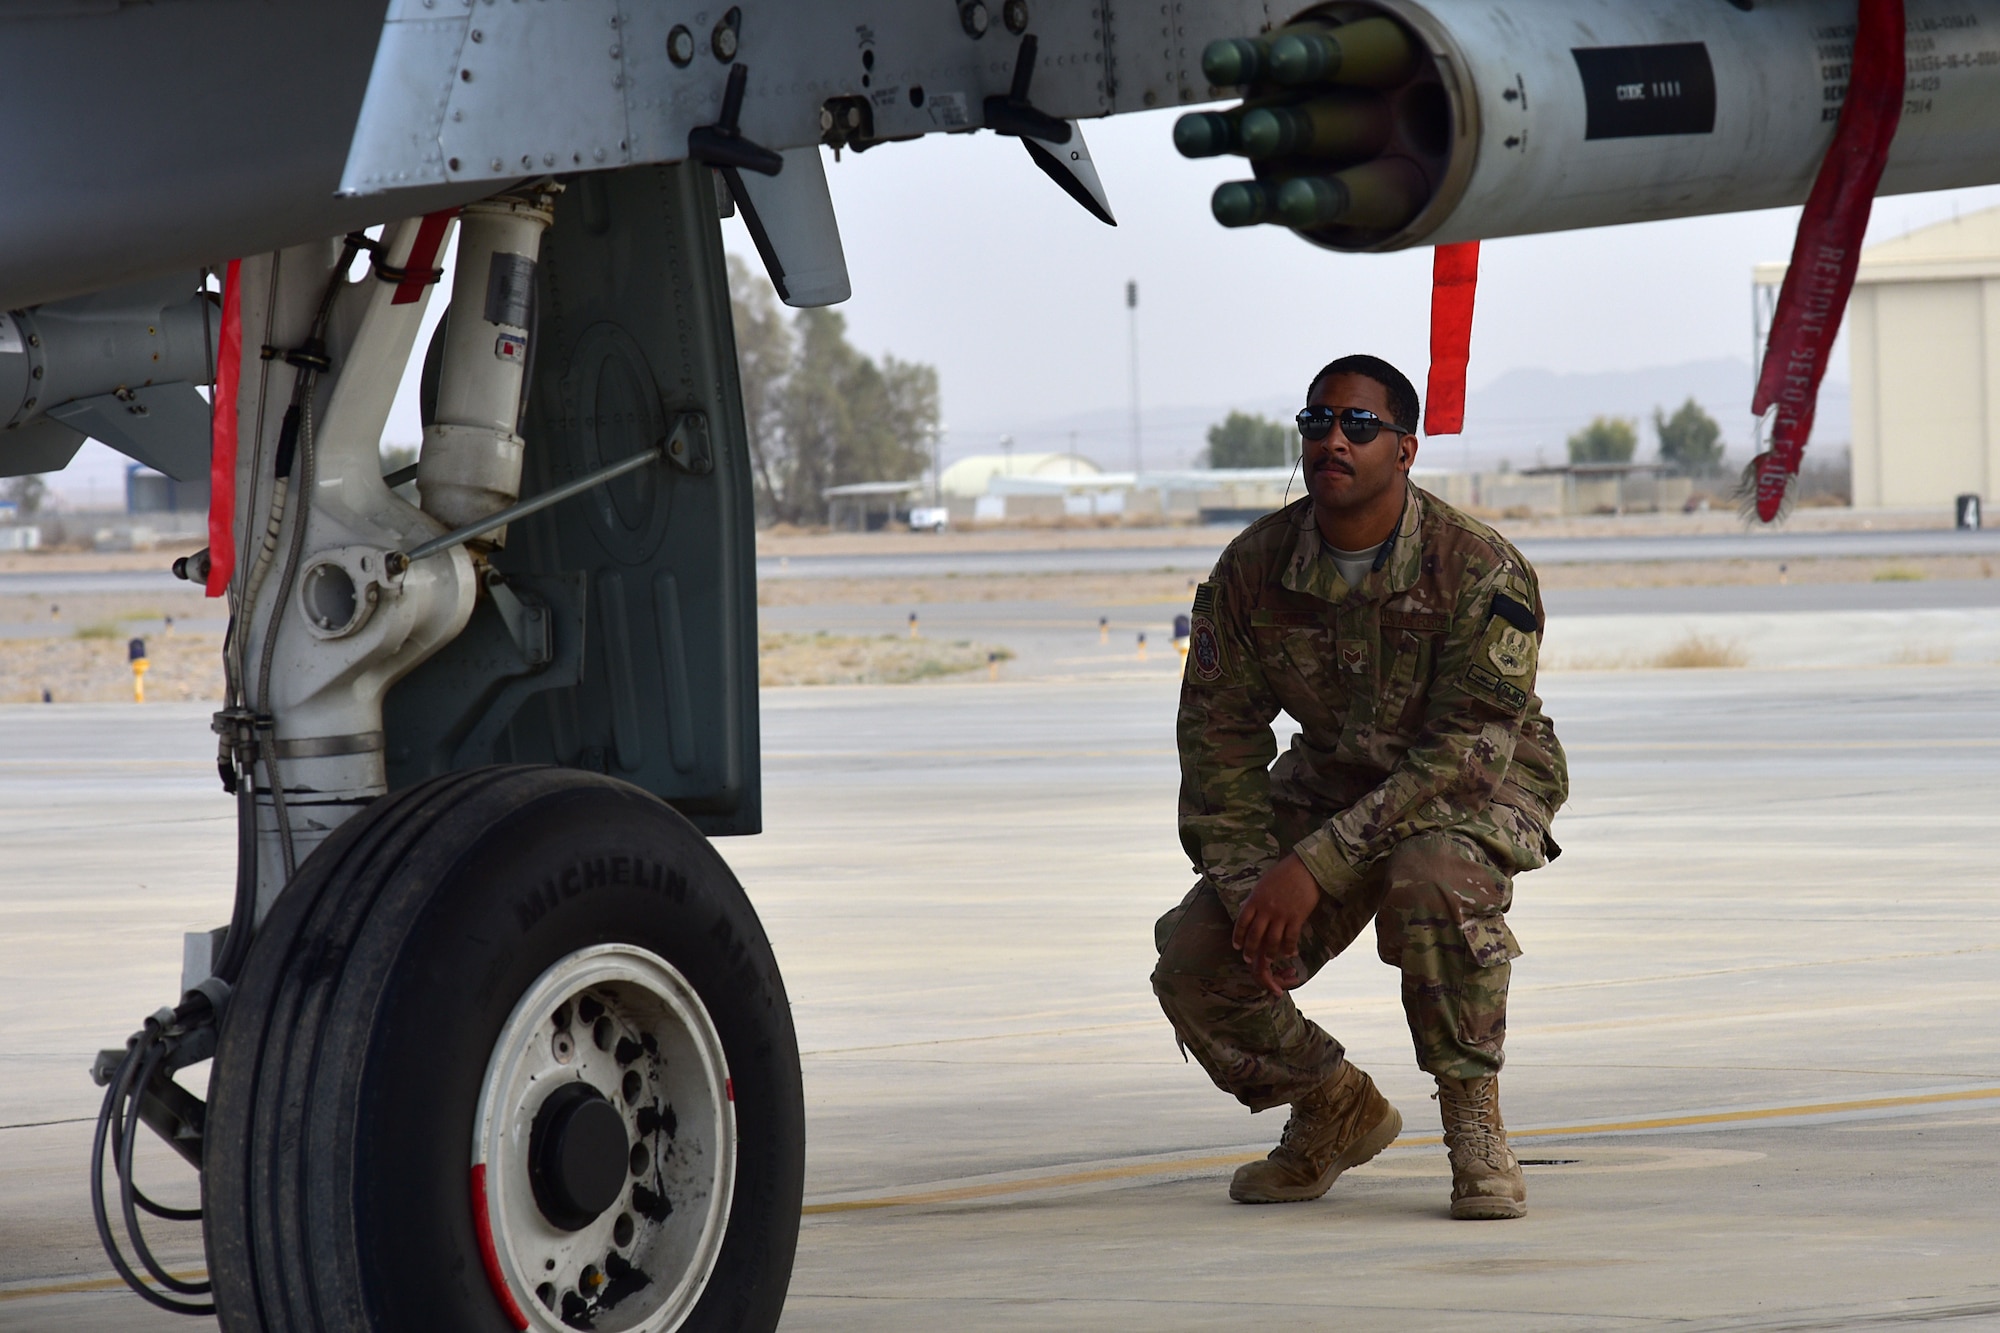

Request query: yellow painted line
[
  {"left": 801, "top": 1085, "right": 2000, "bottom": 1216},
  {"left": 16, "top": 1089, "right": 1996, "bottom": 1301},
  {"left": 0, "top": 1272, "right": 204, "bottom": 1303},
  {"left": 1503, "top": 1086, "right": 2000, "bottom": 1138},
  {"left": 803, "top": 1152, "right": 1267, "bottom": 1215}
]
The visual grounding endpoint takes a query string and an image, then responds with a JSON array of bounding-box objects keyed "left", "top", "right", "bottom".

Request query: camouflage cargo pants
[{"left": 1151, "top": 807, "right": 1543, "bottom": 1110}]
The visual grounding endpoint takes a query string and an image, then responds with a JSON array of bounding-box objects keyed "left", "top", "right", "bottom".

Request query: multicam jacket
[{"left": 1178, "top": 482, "right": 1568, "bottom": 902}]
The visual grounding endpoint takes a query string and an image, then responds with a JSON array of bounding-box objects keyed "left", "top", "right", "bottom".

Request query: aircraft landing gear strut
[{"left": 90, "top": 164, "right": 797, "bottom": 1330}]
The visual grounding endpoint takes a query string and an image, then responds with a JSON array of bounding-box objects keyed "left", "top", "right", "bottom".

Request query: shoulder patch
[
  {"left": 1189, "top": 616, "right": 1223, "bottom": 681},
  {"left": 1486, "top": 625, "right": 1535, "bottom": 677},
  {"left": 1465, "top": 586, "right": 1539, "bottom": 708},
  {"left": 1192, "top": 581, "right": 1217, "bottom": 616},
  {"left": 1490, "top": 592, "right": 1539, "bottom": 634}
]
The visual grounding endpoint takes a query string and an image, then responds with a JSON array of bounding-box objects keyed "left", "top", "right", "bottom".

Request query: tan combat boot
[
  {"left": 1230, "top": 1061, "right": 1403, "bottom": 1204},
  {"left": 1434, "top": 1075, "right": 1526, "bottom": 1219}
]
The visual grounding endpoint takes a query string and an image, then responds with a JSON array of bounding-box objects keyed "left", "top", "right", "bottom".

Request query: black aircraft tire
[{"left": 204, "top": 765, "right": 803, "bottom": 1332}]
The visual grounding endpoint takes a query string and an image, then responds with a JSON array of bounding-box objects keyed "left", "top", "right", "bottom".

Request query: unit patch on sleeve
[
  {"left": 1188, "top": 582, "right": 1224, "bottom": 682},
  {"left": 1475, "top": 586, "right": 1540, "bottom": 683},
  {"left": 1189, "top": 616, "right": 1223, "bottom": 681},
  {"left": 1487, "top": 625, "right": 1536, "bottom": 677}
]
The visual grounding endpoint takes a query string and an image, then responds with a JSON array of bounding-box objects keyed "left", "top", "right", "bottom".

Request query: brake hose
[
  {"left": 89, "top": 1003, "right": 217, "bottom": 1317},
  {"left": 92, "top": 246, "right": 361, "bottom": 1312}
]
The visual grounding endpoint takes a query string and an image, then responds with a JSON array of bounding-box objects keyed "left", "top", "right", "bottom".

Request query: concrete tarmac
[
  {"left": 3, "top": 665, "right": 1999, "bottom": 1328},
  {"left": 0, "top": 521, "right": 1991, "bottom": 592},
  {"left": 0, "top": 570, "right": 185, "bottom": 596},
  {"left": 757, "top": 525, "right": 2000, "bottom": 580}
]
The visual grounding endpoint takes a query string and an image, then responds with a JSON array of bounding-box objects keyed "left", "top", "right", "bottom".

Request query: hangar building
[{"left": 1757, "top": 205, "right": 2000, "bottom": 510}]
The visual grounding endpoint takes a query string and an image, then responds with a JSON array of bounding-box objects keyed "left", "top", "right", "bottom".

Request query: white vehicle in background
[{"left": 909, "top": 506, "right": 951, "bottom": 533}]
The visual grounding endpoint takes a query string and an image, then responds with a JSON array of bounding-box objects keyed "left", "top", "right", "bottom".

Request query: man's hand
[{"left": 1232, "top": 853, "right": 1322, "bottom": 997}]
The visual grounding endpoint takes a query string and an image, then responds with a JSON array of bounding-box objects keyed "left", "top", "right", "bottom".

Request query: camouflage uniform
[{"left": 1153, "top": 483, "right": 1567, "bottom": 1109}]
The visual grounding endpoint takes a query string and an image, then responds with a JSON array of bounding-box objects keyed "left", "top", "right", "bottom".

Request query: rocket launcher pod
[
  {"left": 1199, "top": 25, "right": 1321, "bottom": 86},
  {"left": 1275, "top": 158, "right": 1427, "bottom": 230},
  {"left": 1268, "top": 18, "right": 1418, "bottom": 88},
  {"left": 1211, "top": 179, "right": 1280, "bottom": 228},
  {"left": 1174, "top": 109, "right": 1244, "bottom": 158},
  {"left": 1238, "top": 92, "right": 1393, "bottom": 161}
]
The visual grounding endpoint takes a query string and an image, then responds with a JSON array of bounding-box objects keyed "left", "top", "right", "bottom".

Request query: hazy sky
[{"left": 46, "top": 109, "right": 2000, "bottom": 505}]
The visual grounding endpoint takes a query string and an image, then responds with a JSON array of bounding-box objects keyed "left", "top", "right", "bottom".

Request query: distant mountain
[{"left": 947, "top": 357, "right": 1851, "bottom": 475}]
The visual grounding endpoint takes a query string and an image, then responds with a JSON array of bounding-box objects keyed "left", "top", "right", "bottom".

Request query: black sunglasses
[{"left": 1296, "top": 405, "right": 1412, "bottom": 445}]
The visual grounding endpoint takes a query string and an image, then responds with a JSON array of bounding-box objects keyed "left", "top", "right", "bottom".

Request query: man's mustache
[{"left": 1310, "top": 455, "right": 1355, "bottom": 476}]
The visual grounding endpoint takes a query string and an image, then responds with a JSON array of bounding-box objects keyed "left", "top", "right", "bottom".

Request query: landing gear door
[{"left": 385, "top": 162, "right": 761, "bottom": 836}]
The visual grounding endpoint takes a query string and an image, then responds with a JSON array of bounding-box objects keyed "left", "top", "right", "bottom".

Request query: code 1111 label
[{"left": 1573, "top": 43, "right": 1718, "bottom": 139}]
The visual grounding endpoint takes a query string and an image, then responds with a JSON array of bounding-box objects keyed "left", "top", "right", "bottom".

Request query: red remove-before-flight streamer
[{"left": 1424, "top": 241, "right": 1479, "bottom": 437}]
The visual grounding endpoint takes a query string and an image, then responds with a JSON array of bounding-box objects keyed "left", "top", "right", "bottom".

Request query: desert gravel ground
[
  {"left": 0, "top": 632, "right": 222, "bottom": 704},
  {"left": 0, "top": 519, "right": 1993, "bottom": 701}
]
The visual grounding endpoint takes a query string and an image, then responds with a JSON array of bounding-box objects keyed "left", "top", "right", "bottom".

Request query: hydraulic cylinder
[{"left": 418, "top": 191, "right": 556, "bottom": 549}]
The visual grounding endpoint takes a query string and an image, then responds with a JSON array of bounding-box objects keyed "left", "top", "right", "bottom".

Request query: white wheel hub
[{"left": 474, "top": 945, "right": 736, "bottom": 1332}]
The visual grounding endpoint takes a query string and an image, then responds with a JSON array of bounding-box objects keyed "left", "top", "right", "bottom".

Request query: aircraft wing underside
[
  {"left": 2, "top": 0, "right": 2000, "bottom": 315},
  {"left": 3, "top": 0, "right": 2000, "bottom": 483}
]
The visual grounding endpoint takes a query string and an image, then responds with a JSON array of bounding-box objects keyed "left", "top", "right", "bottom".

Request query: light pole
[
  {"left": 1126, "top": 280, "right": 1141, "bottom": 477},
  {"left": 931, "top": 421, "right": 944, "bottom": 506}
]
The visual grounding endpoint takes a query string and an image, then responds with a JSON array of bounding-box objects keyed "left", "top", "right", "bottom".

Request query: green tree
[
  {"left": 859, "top": 353, "right": 939, "bottom": 487},
  {"left": 1203, "top": 411, "right": 1292, "bottom": 468},
  {"left": 1566, "top": 416, "right": 1638, "bottom": 465},
  {"left": 3, "top": 473, "right": 47, "bottom": 516},
  {"left": 1653, "top": 397, "right": 1724, "bottom": 474},
  {"left": 728, "top": 259, "right": 940, "bottom": 526},
  {"left": 727, "top": 254, "right": 796, "bottom": 520},
  {"left": 775, "top": 307, "right": 860, "bottom": 522}
]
